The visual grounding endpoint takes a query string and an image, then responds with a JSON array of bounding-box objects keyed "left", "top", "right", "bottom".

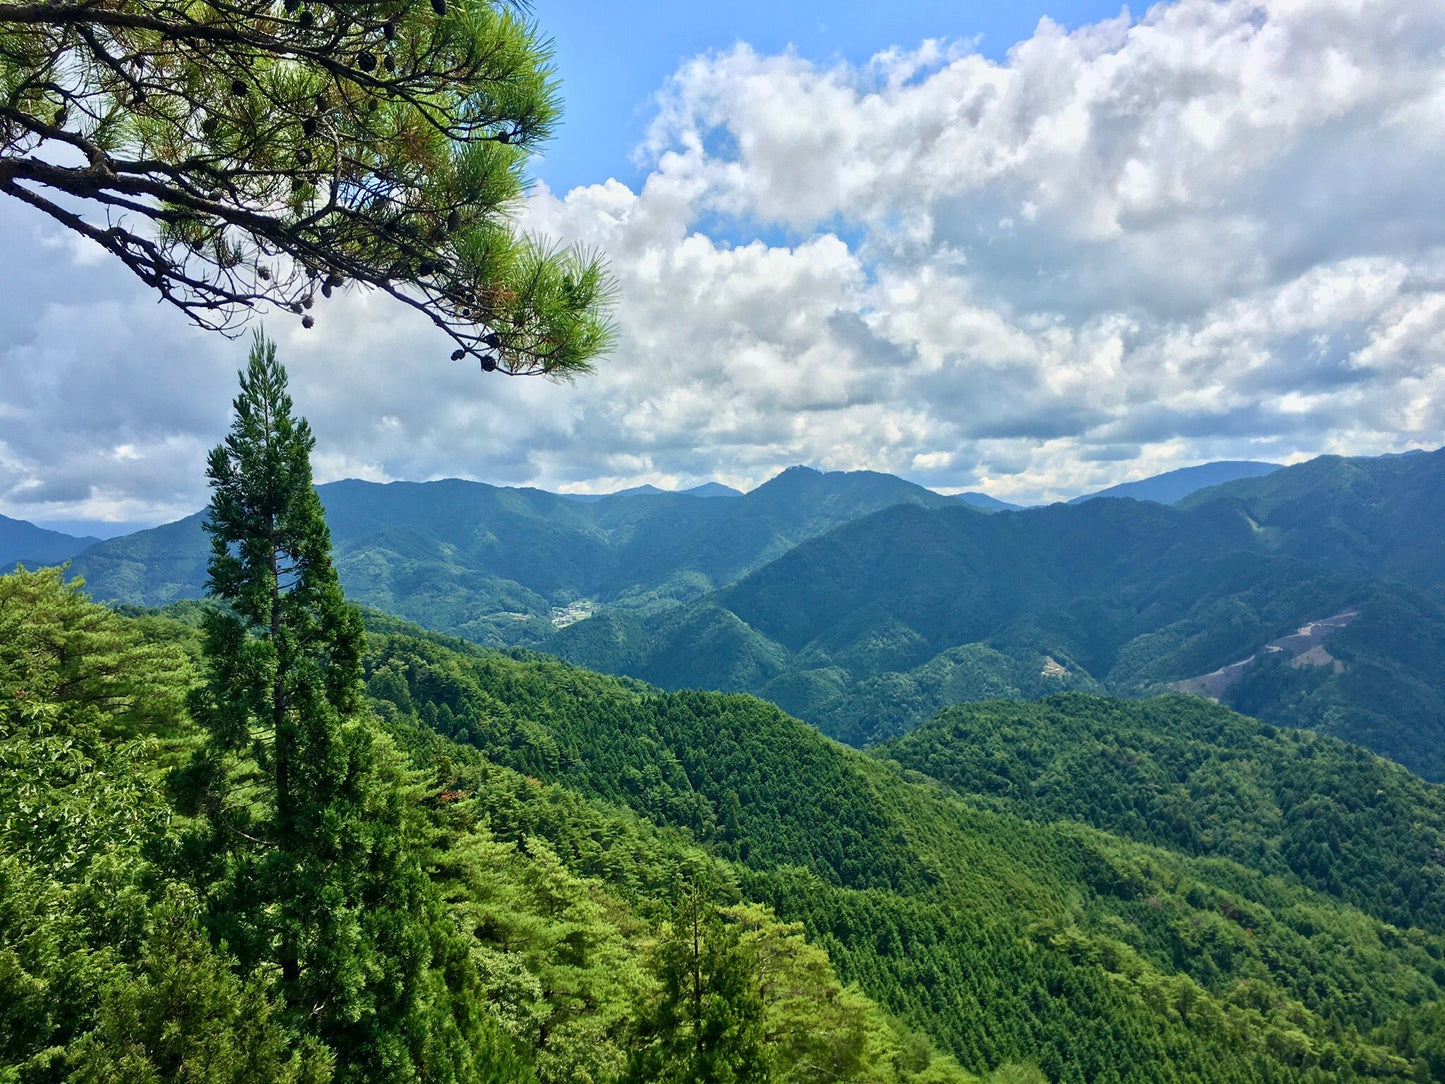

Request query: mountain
[
  {"left": 563, "top": 480, "right": 743, "bottom": 501},
  {"left": 562, "top": 483, "right": 668, "bottom": 501},
  {"left": 0, "top": 513, "right": 98, "bottom": 568},
  {"left": 954, "top": 491, "right": 1021, "bottom": 512},
  {"left": 683, "top": 481, "right": 743, "bottom": 497},
  {"left": 1068, "top": 460, "right": 1280, "bottom": 505},
  {"left": 67, "top": 466, "right": 960, "bottom": 629},
  {"left": 555, "top": 449, "right": 1445, "bottom": 778},
  {"left": 1179, "top": 445, "right": 1445, "bottom": 590},
  {"left": 58, "top": 448, "right": 1445, "bottom": 776}
]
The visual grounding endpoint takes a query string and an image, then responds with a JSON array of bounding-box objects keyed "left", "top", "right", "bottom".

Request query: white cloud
[{"left": 1, "top": 0, "right": 1443, "bottom": 527}]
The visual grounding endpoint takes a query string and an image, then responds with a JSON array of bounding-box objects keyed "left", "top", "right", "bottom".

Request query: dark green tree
[{"left": 175, "top": 332, "right": 533, "bottom": 1082}]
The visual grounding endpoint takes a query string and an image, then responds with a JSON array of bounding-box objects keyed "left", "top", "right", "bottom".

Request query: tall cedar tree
[
  {"left": 0, "top": 0, "right": 615, "bottom": 372},
  {"left": 176, "top": 333, "right": 533, "bottom": 1083}
]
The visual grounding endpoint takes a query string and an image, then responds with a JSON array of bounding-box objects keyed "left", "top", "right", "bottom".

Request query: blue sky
[
  {"left": 3, "top": 0, "right": 1444, "bottom": 533},
  {"left": 530, "top": 0, "right": 1129, "bottom": 193}
]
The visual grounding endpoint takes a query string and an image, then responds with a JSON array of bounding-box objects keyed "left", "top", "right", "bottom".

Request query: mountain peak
[
  {"left": 0, "top": 513, "right": 100, "bottom": 568},
  {"left": 1069, "top": 460, "right": 1281, "bottom": 506}
]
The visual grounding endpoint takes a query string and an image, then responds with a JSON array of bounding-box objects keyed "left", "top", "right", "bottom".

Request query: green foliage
[
  {"left": 12, "top": 573, "right": 1445, "bottom": 1082},
  {"left": 1, "top": 0, "right": 614, "bottom": 372},
  {"left": 0, "top": 566, "right": 191, "bottom": 871},
  {"left": 624, "top": 884, "right": 773, "bottom": 1084},
  {"left": 878, "top": 695, "right": 1445, "bottom": 932},
  {"left": 66, "top": 891, "right": 333, "bottom": 1084},
  {"left": 374, "top": 618, "right": 1445, "bottom": 1081},
  {"left": 0, "top": 568, "right": 312, "bottom": 1084},
  {"left": 173, "top": 339, "right": 532, "bottom": 1084}
]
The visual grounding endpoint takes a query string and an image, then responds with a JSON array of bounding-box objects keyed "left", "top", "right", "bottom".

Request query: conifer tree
[
  {"left": 624, "top": 882, "right": 773, "bottom": 1084},
  {"left": 0, "top": 0, "right": 616, "bottom": 372},
  {"left": 176, "top": 332, "right": 533, "bottom": 1083}
]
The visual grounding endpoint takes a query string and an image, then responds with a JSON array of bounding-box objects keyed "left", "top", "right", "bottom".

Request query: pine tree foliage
[
  {"left": 0, "top": 0, "right": 615, "bottom": 372},
  {"left": 0, "top": 565, "right": 190, "bottom": 872},
  {"left": 624, "top": 881, "right": 774, "bottom": 1084},
  {"left": 0, "top": 568, "right": 313, "bottom": 1084}
]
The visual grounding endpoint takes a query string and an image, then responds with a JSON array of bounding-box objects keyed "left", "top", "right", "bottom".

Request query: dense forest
[{"left": 11, "top": 566, "right": 1444, "bottom": 1081}]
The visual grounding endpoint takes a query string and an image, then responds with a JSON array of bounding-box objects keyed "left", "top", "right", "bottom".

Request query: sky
[{"left": 2, "top": 0, "right": 1444, "bottom": 535}]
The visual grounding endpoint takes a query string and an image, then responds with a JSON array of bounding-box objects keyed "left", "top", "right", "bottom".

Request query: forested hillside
[
  {"left": 553, "top": 478, "right": 1445, "bottom": 778},
  {"left": 1179, "top": 449, "right": 1445, "bottom": 595},
  {"left": 878, "top": 696, "right": 1445, "bottom": 932},
  {"left": 49, "top": 448, "right": 1445, "bottom": 778},
  {"left": 9, "top": 571, "right": 1445, "bottom": 1081},
  {"left": 1, "top": 568, "right": 990, "bottom": 1084},
  {"left": 358, "top": 613, "right": 1445, "bottom": 1081}
]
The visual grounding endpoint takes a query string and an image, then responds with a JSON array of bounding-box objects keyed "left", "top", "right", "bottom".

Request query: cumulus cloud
[{"left": 2, "top": 0, "right": 1443, "bottom": 527}]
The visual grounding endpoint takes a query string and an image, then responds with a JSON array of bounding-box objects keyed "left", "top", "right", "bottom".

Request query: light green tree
[
  {"left": 624, "top": 883, "right": 774, "bottom": 1084},
  {"left": 0, "top": 566, "right": 324, "bottom": 1083}
]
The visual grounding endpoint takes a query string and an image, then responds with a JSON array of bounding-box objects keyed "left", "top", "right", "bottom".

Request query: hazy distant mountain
[
  {"left": 562, "top": 484, "right": 668, "bottom": 502},
  {"left": 955, "top": 491, "right": 1021, "bottom": 512},
  {"left": 683, "top": 482, "right": 743, "bottom": 497},
  {"left": 1068, "top": 460, "right": 1281, "bottom": 505},
  {"left": 563, "top": 481, "right": 744, "bottom": 502},
  {"left": 0, "top": 513, "right": 99, "bottom": 569}
]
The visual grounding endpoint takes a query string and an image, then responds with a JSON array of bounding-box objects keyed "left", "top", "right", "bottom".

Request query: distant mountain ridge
[
  {"left": 953, "top": 491, "right": 1021, "bottom": 512},
  {"left": 66, "top": 464, "right": 963, "bottom": 620},
  {"left": 0, "top": 514, "right": 98, "bottom": 569},
  {"left": 561, "top": 481, "right": 745, "bottom": 501},
  {"left": 1068, "top": 460, "right": 1281, "bottom": 505},
  {"left": 51, "top": 448, "right": 1445, "bottom": 777}
]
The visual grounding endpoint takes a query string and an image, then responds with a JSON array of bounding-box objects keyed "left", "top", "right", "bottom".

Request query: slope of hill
[
  {"left": 878, "top": 694, "right": 1445, "bottom": 932},
  {"left": 1069, "top": 461, "right": 1280, "bottom": 505},
  {"left": 13, "top": 573, "right": 1445, "bottom": 1080},
  {"left": 62, "top": 511, "right": 211, "bottom": 604},
  {"left": 0, "top": 513, "right": 98, "bottom": 568},
  {"left": 362, "top": 616, "right": 1445, "bottom": 1081},
  {"left": 1180, "top": 446, "right": 1445, "bottom": 590},
  {"left": 567, "top": 449, "right": 1445, "bottom": 777}
]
